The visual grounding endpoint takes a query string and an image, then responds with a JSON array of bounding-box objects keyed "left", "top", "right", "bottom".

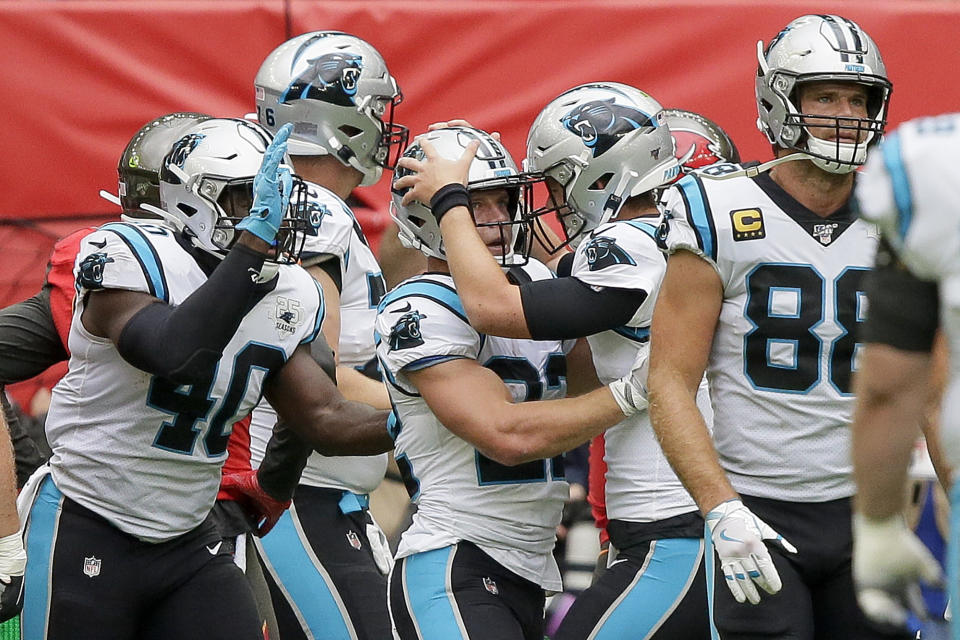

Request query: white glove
[
  {"left": 0, "top": 532, "right": 25, "bottom": 622},
  {"left": 705, "top": 499, "right": 797, "bottom": 605},
  {"left": 853, "top": 513, "right": 942, "bottom": 628},
  {"left": 608, "top": 351, "right": 648, "bottom": 417}
]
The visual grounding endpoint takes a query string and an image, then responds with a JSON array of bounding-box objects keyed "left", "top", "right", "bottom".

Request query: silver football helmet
[
  {"left": 255, "top": 31, "right": 408, "bottom": 187},
  {"left": 662, "top": 109, "right": 740, "bottom": 171},
  {"left": 756, "top": 14, "right": 892, "bottom": 174},
  {"left": 525, "top": 82, "right": 680, "bottom": 249},
  {"left": 117, "top": 112, "right": 212, "bottom": 215},
  {"left": 158, "top": 118, "right": 308, "bottom": 262},
  {"left": 391, "top": 126, "right": 541, "bottom": 265}
]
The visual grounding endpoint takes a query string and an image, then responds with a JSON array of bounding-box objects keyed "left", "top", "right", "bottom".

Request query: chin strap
[{"left": 699, "top": 153, "right": 816, "bottom": 181}]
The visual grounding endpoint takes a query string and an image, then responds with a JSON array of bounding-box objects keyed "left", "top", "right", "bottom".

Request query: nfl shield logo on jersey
[
  {"left": 83, "top": 556, "right": 101, "bottom": 578},
  {"left": 346, "top": 530, "right": 362, "bottom": 550},
  {"left": 813, "top": 223, "right": 839, "bottom": 246}
]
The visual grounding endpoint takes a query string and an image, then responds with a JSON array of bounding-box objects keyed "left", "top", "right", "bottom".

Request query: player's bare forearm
[
  {"left": 495, "top": 386, "right": 625, "bottom": 464},
  {"left": 440, "top": 210, "right": 530, "bottom": 337},
  {"left": 337, "top": 365, "right": 391, "bottom": 410},
  {"left": 411, "top": 358, "right": 622, "bottom": 467},
  {"left": 648, "top": 372, "right": 736, "bottom": 514},
  {"left": 852, "top": 343, "right": 930, "bottom": 520},
  {"left": 647, "top": 249, "right": 732, "bottom": 514},
  {"left": 0, "top": 409, "right": 20, "bottom": 537},
  {"left": 266, "top": 345, "right": 393, "bottom": 456}
]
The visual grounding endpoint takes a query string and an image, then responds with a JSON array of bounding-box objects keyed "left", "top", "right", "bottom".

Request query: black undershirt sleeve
[
  {"left": 117, "top": 243, "right": 272, "bottom": 385},
  {"left": 303, "top": 254, "right": 343, "bottom": 293},
  {"left": 859, "top": 240, "right": 939, "bottom": 352},
  {"left": 1, "top": 390, "right": 46, "bottom": 488},
  {"left": 0, "top": 289, "right": 68, "bottom": 385},
  {"left": 519, "top": 277, "right": 648, "bottom": 341},
  {"left": 555, "top": 252, "right": 575, "bottom": 278}
]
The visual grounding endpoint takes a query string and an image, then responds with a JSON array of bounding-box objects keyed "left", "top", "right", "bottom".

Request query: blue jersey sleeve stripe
[
  {"left": 623, "top": 220, "right": 660, "bottom": 241},
  {"left": 403, "top": 354, "right": 465, "bottom": 372},
  {"left": 880, "top": 131, "right": 914, "bottom": 242},
  {"left": 101, "top": 223, "right": 168, "bottom": 302},
  {"left": 677, "top": 175, "right": 717, "bottom": 262},
  {"left": 378, "top": 281, "right": 467, "bottom": 323},
  {"left": 301, "top": 278, "right": 326, "bottom": 345}
]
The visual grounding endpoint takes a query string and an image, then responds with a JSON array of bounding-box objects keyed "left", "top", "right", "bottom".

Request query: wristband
[{"left": 429, "top": 183, "right": 472, "bottom": 224}]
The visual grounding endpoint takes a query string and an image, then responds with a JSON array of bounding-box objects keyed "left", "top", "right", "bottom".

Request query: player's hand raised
[
  {"left": 705, "top": 499, "right": 797, "bottom": 604},
  {"left": 237, "top": 123, "right": 294, "bottom": 246}
]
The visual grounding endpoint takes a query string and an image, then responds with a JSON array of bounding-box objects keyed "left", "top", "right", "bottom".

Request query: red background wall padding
[{"left": 2, "top": 0, "right": 959, "bottom": 405}]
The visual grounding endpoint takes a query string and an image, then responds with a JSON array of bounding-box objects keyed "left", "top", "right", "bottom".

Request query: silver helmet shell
[
  {"left": 158, "top": 118, "right": 306, "bottom": 262},
  {"left": 391, "top": 126, "right": 536, "bottom": 265},
  {"left": 756, "top": 14, "right": 892, "bottom": 174},
  {"left": 525, "top": 82, "right": 680, "bottom": 248},
  {"left": 255, "top": 31, "right": 408, "bottom": 187}
]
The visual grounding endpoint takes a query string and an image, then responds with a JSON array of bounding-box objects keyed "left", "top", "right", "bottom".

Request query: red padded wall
[{"left": 2, "top": 0, "right": 959, "bottom": 406}]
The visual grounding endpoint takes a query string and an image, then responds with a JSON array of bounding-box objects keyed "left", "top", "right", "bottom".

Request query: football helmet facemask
[
  {"left": 158, "top": 118, "right": 309, "bottom": 263},
  {"left": 525, "top": 82, "right": 680, "bottom": 250},
  {"left": 391, "top": 126, "right": 542, "bottom": 265},
  {"left": 756, "top": 14, "right": 892, "bottom": 174},
  {"left": 255, "top": 31, "right": 408, "bottom": 187}
]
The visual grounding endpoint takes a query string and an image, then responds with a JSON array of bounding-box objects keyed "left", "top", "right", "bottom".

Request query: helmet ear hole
[
  {"left": 339, "top": 124, "right": 364, "bottom": 138},
  {"left": 177, "top": 203, "right": 198, "bottom": 217},
  {"left": 588, "top": 173, "right": 614, "bottom": 191}
]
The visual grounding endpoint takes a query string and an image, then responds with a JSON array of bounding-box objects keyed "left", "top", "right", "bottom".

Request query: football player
[
  {"left": 415, "top": 84, "right": 714, "bottom": 639},
  {"left": 229, "top": 31, "right": 406, "bottom": 640},
  {"left": 19, "top": 120, "right": 392, "bottom": 639},
  {"left": 586, "top": 107, "right": 741, "bottom": 579},
  {"left": 1, "top": 111, "right": 321, "bottom": 638},
  {"left": 852, "top": 113, "right": 960, "bottom": 635},
  {"left": 382, "top": 125, "right": 638, "bottom": 640},
  {"left": 646, "top": 14, "right": 910, "bottom": 639}
]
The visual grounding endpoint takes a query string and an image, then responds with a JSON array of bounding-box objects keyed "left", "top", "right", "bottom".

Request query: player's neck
[
  {"left": 427, "top": 257, "right": 450, "bottom": 274},
  {"left": 614, "top": 195, "right": 659, "bottom": 221},
  {"left": 768, "top": 151, "right": 854, "bottom": 218},
  {"left": 290, "top": 155, "right": 364, "bottom": 200}
]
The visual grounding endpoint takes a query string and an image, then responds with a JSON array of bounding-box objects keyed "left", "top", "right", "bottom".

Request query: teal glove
[{"left": 237, "top": 123, "right": 294, "bottom": 245}]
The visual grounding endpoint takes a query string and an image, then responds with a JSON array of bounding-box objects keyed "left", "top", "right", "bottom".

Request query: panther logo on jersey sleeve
[
  {"left": 561, "top": 98, "right": 654, "bottom": 157},
  {"left": 585, "top": 235, "right": 637, "bottom": 271},
  {"left": 280, "top": 52, "right": 362, "bottom": 107},
  {"left": 77, "top": 252, "right": 115, "bottom": 290},
  {"left": 389, "top": 309, "right": 428, "bottom": 350}
]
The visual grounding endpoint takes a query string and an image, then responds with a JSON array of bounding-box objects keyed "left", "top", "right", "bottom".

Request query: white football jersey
[
  {"left": 376, "top": 262, "right": 572, "bottom": 591},
  {"left": 572, "top": 220, "right": 710, "bottom": 522},
  {"left": 248, "top": 182, "right": 387, "bottom": 494},
  {"left": 661, "top": 167, "right": 879, "bottom": 501},
  {"left": 45, "top": 221, "right": 323, "bottom": 542},
  {"left": 857, "top": 113, "right": 960, "bottom": 468}
]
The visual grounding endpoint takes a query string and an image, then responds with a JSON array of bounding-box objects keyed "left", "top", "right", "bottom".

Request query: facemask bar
[{"left": 376, "top": 88, "right": 410, "bottom": 170}]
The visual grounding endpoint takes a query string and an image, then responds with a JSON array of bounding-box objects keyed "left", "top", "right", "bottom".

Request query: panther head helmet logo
[
  {"left": 561, "top": 98, "right": 653, "bottom": 157},
  {"left": 584, "top": 235, "right": 637, "bottom": 271},
  {"left": 280, "top": 52, "right": 363, "bottom": 107}
]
